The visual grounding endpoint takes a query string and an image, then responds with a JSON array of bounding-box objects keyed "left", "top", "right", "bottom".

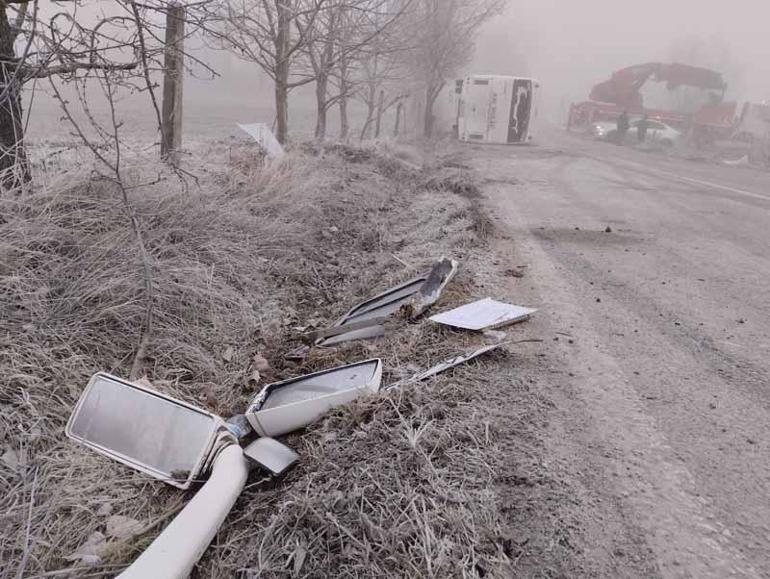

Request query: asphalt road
[{"left": 472, "top": 128, "right": 770, "bottom": 578}]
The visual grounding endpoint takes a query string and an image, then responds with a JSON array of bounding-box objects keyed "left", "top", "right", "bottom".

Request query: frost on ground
[{"left": 1, "top": 140, "right": 587, "bottom": 577}]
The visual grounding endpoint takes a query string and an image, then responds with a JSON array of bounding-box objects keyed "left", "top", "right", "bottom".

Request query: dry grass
[
  {"left": 0, "top": 139, "right": 582, "bottom": 578},
  {"left": 213, "top": 378, "right": 515, "bottom": 578}
]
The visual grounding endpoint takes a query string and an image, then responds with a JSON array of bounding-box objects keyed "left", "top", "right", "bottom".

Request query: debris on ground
[
  {"left": 723, "top": 155, "right": 750, "bottom": 167},
  {"left": 1, "top": 141, "right": 582, "bottom": 578},
  {"left": 319, "top": 324, "right": 386, "bottom": 346},
  {"left": 388, "top": 344, "right": 502, "bottom": 389},
  {"left": 483, "top": 329, "right": 508, "bottom": 342},
  {"left": 310, "top": 318, "right": 388, "bottom": 344},
  {"left": 243, "top": 438, "right": 299, "bottom": 475},
  {"left": 400, "top": 257, "right": 459, "bottom": 319},
  {"left": 246, "top": 359, "right": 383, "bottom": 437},
  {"left": 285, "top": 344, "right": 311, "bottom": 362},
  {"left": 314, "top": 255, "right": 457, "bottom": 346},
  {"left": 430, "top": 297, "right": 538, "bottom": 331},
  {"left": 237, "top": 123, "right": 285, "bottom": 159},
  {"left": 66, "top": 373, "right": 230, "bottom": 491},
  {"left": 315, "top": 276, "right": 427, "bottom": 346}
]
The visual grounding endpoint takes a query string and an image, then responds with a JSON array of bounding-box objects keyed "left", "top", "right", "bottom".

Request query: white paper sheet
[{"left": 429, "top": 298, "right": 537, "bottom": 330}]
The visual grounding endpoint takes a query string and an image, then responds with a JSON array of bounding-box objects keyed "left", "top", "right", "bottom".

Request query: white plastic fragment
[
  {"left": 412, "top": 345, "right": 502, "bottom": 382},
  {"left": 316, "top": 276, "right": 427, "bottom": 346},
  {"left": 387, "top": 344, "right": 502, "bottom": 389},
  {"left": 320, "top": 324, "right": 385, "bottom": 346},
  {"left": 403, "top": 257, "right": 459, "bottom": 319},
  {"left": 237, "top": 123, "right": 285, "bottom": 158},
  {"left": 430, "top": 298, "right": 537, "bottom": 331},
  {"left": 243, "top": 437, "right": 298, "bottom": 476},
  {"left": 482, "top": 329, "right": 508, "bottom": 342}
]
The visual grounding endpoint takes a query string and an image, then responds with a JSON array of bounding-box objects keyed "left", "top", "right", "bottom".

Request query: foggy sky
[
  {"left": 474, "top": 0, "right": 770, "bottom": 119},
  {"left": 27, "top": 0, "right": 770, "bottom": 139}
]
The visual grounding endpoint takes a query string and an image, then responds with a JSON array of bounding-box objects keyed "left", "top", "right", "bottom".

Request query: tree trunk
[
  {"left": 374, "top": 90, "right": 384, "bottom": 139},
  {"left": 0, "top": 6, "right": 29, "bottom": 192},
  {"left": 275, "top": 80, "right": 289, "bottom": 145},
  {"left": 394, "top": 102, "right": 403, "bottom": 137},
  {"left": 314, "top": 74, "right": 328, "bottom": 141},
  {"left": 423, "top": 88, "right": 434, "bottom": 138},
  {"left": 338, "top": 56, "right": 349, "bottom": 140},
  {"left": 161, "top": 4, "right": 185, "bottom": 165},
  {"left": 423, "top": 83, "right": 442, "bottom": 138},
  {"left": 274, "top": 0, "right": 290, "bottom": 145},
  {"left": 339, "top": 95, "right": 348, "bottom": 141},
  {"left": 359, "top": 81, "right": 376, "bottom": 141}
]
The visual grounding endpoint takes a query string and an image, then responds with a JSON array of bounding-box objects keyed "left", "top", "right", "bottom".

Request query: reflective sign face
[
  {"left": 246, "top": 359, "right": 383, "bottom": 437},
  {"left": 339, "top": 278, "right": 426, "bottom": 325},
  {"left": 66, "top": 374, "right": 221, "bottom": 488},
  {"left": 260, "top": 360, "right": 381, "bottom": 410}
]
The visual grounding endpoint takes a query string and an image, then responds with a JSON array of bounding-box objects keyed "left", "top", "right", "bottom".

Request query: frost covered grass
[{"left": 2, "top": 138, "right": 532, "bottom": 577}]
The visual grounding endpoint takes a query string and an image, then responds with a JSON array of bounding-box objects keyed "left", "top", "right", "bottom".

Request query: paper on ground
[
  {"left": 237, "top": 123, "right": 285, "bottom": 158},
  {"left": 429, "top": 298, "right": 537, "bottom": 330}
]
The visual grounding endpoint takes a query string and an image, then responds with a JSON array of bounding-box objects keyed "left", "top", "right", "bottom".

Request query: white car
[
  {"left": 590, "top": 121, "right": 617, "bottom": 140},
  {"left": 632, "top": 118, "right": 681, "bottom": 146}
]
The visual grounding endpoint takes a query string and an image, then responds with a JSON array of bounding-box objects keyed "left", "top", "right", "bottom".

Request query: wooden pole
[
  {"left": 161, "top": 4, "right": 185, "bottom": 165},
  {"left": 374, "top": 89, "right": 384, "bottom": 138}
]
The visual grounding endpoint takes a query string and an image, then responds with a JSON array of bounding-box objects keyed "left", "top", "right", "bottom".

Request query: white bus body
[{"left": 457, "top": 75, "right": 540, "bottom": 144}]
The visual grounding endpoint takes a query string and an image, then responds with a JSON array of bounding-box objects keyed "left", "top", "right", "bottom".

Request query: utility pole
[{"left": 161, "top": 3, "right": 185, "bottom": 165}]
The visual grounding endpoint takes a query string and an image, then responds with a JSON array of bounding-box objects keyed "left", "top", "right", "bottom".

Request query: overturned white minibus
[{"left": 457, "top": 75, "right": 540, "bottom": 144}]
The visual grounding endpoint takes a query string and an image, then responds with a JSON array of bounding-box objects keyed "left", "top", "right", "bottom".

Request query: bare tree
[
  {"left": 0, "top": 1, "right": 141, "bottom": 191},
  {"left": 319, "top": 0, "right": 412, "bottom": 141},
  {"left": 332, "top": 8, "right": 377, "bottom": 140},
  {"left": 353, "top": 48, "right": 407, "bottom": 140},
  {"left": 212, "top": 0, "right": 329, "bottom": 144},
  {"left": 0, "top": 1, "right": 213, "bottom": 192},
  {"left": 0, "top": 0, "right": 212, "bottom": 372},
  {"left": 405, "top": 0, "right": 504, "bottom": 137},
  {"left": 298, "top": 0, "right": 343, "bottom": 140},
  {"left": 0, "top": 1, "right": 32, "bottom": 189},
  {"left": 49, "top": 67, "right": 157, "bottom": 379},
  {"left": 298, "top": 0, "right": 408, "bottom": 141},
  {"left": 336, "top": 47, "right": 352, "bottom": 138}
]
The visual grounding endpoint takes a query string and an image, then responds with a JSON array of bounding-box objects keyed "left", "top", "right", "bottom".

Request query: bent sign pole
[{"left": 118, "top": 445, "right": 250, "bottom": 579}]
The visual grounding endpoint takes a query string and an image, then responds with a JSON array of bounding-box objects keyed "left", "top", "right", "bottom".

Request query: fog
[
  {"left": 190, "top": 0, "right": 770, "bottom": 132},
  {"left": 473, "top": 0, "right": 770, "bottom": 121},
  {"left": 25, "top": 0, "right": 770, "bottom": 140}
]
